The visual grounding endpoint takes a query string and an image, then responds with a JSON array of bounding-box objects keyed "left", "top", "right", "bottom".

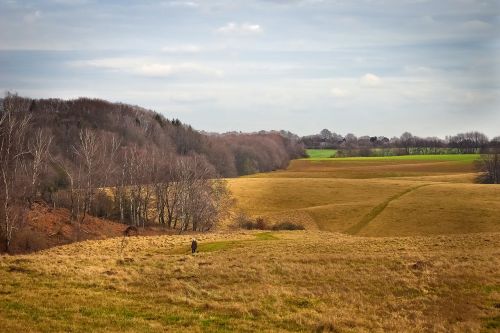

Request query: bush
[
  {"left": 11, "top": 228, "right": 48, "bottom": 253},
  {"left": 235, "top": 213, "right": 269, "bottom": 230},
  {"left": 254, "top": 217, "right": 267, "bottom": 229},
  {"left": 91, "top": 190, "right": 115, "bottom": 218},
  {"left": 358, "top": 148, "right": 372, "bottom": 157},
  {"left": 475, "top": 152, "right": 500, "bottom": 184},
  {"left": 237, "top": 216, "right": 305, "bottom": 230},
  {"left": 234, "top": 212, "right": 253, "bottom": 229},
  {"left": 272, "top": 221, "right": 305, "bottom": 230}
]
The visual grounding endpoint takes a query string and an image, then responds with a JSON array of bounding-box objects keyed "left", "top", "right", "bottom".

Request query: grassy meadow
[
  {"left": 0, "top": 231, "right": 498, "bottom": 332},
  {"left": 305, "top": 149, "right": 337, "bottom": 159},
  {"left": 229, "top": 153, "right": 499, "bottom": 236},
  {"left": 1, "top": 153, "right": 499, "bottom": 332}
]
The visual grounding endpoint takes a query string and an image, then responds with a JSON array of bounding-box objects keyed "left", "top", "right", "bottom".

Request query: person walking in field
[{"left": 191, "top": 238, "right": 198, "bottom": 254}]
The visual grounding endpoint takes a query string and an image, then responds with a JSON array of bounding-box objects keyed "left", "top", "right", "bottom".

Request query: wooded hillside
[
  {"left": 16, "top": 96, "right": 304, "bottom": 178},
  {"left": 0, "top": 94, "right": 305, "bottom": 252}
]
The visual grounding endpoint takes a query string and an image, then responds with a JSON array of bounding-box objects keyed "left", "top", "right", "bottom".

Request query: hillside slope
[
  {"left": 9, "top": 203, "right": 175, "bottom": 253},
  {"left": 228, "top": 155, "right": 500, "bottom": 236},
  {"left": 4, "top": 95, "right": 304, "bottom": 178},
  {"left": 0, "top": 231, "right": 498, "bottom": 332}
]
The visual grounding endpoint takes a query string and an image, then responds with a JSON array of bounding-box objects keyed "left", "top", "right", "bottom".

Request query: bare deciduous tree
[
  {"left": 174, "top": 155, "right": 232, "bottom": 233},
  {"left": 0, "top": 94, "right": 32, "bottom": 251},
  {"left": 28, "top": 129, "right": 53, "bottom": 204},
  {"left": 73, "top": 128, "right": 102, "bottom": 225},
  {"left": 477, "top": 150, "right": 500, "bottom": 184}
]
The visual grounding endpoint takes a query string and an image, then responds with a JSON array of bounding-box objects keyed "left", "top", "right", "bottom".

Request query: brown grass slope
[
  {"left": 0, "top": 231, "right": 499, "bottom": 332},
  {"left": 249, "top": 158, "right": 476, "bottom": 179},
  {"left": 11, "top": 203, "right": 175, "bottom": 254},
  {"left": 359, "top": 183, "right": 500, "bottom": 237},
  {"left": 228, "top": 156, "right": 500, "bottom": 236},
  {"left": 11, "top": 203, "right": 127, "bottom": 253}
]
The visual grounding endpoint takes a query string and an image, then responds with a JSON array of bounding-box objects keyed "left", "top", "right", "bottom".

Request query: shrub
[
  {"left": 234, "top": 212, "right": 254, "bottom": 229},
  {"left": 254, "top": 217, "right": 268, "bottom": 229},
  {"left": 272, "top": 221, "right": 305, "bottom": 230},
  {"left": 11, "top": 228, "right": 48, "bottom": 253},
  {"left": 358, "top": 148, "right": 372, "bottom": 157},
  {"left": 92, "top": 190, "right": 115, "bottom": 218},
  {"left": 238, "top": 217, "right": 304, "bottom": 230},
  {"left": 235, "top": 213, "right": 269, "bottom": 230},
  {"left": 475, "top": 152, "right": 500, "bottom": 184}
]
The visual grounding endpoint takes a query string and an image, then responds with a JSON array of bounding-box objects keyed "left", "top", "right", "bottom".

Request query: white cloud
[
  {"left": 331, "top": 87, "right": 349, "bottom": 97},
  {"left": 461, "top": 20, "right": 491, "bottom": 31},
  {"left": 360, "top": 73, "right": 382, "bottom": 87},
  {"left": 216, "top": 22, "right": 263, "bottom": 35},
  {"left": 138, "top": 63, "right": 222, "bottom": 77},
  {"left": 161, "top": 44, "right": 201, "bottom": 53},
  {"left": 69, "top": 58, "right": 223, "bottom": 77},
  {"left": 402, "top": 66, "right": 437, "bottom": 76},
  {"left": 420, "top": 15, "right": 435, "bottom": 24},
  {"left": 162, "top": 1, "right": 199, "bottom": 8},
  {"left": 163, "top": 91, "right": 217, "bottom": 104},
  {"left": 50, "top": 0, "right": 89, "bottom": 5},
  {"left": 23, "top": 10, "right": 41, "bottom": 23}
]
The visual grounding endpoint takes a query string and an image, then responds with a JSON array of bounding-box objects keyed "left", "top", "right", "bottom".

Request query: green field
[
  {"left": 305, "top": 149, "right": 337, "bottom": 158},
  {"left": 305, "top": 151, "right": 479, "bottom": 162}
]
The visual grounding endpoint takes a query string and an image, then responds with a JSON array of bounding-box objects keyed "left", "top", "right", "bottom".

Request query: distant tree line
[
  {"left": 303, "top": 128, "right": 499, "bottom": 156},
  {"left": 304, "top": 128, "right": 500, "bottom": 184},
  {"left": 0, "top": 93, "right": 305, "bottom": 252}
]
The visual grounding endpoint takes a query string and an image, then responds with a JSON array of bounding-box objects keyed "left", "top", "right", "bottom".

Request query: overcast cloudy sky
[{"left": 0, "top": 0, "right": 498, "bottom": 137}]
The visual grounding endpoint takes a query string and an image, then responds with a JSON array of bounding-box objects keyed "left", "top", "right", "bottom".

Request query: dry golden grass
[
  {"left": 228, "top": 178, "right": 420, "bottom": 232},
  {"left": 250, "top": 157, "right": 477, "bottom": 179},
  {"left": 1, "top": 155, "right": 499, "bottom": 332},
  {"left": 0, "top": 231, "right": 499, "bottom": 332},
  {"left": 359, "top": 183, "right": 500, "bottom": 237},
  {"left": 392, "top": 172, "right": 478, "bottom": 183},
  {"left": 228, "top": 155, "right": 500, "bottom": 236}
]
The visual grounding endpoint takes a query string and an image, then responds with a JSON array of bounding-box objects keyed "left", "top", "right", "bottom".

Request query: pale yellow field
[{"left": 228, "top": 155, "right": 500, "bottom": 236}]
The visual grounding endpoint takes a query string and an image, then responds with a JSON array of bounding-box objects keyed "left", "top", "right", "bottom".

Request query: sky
[{"left": 0, "top": 0, "right": 499, "bottom": 138}]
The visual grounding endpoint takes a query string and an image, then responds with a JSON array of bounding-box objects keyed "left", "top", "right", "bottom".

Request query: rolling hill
[
  {"left": 1, "top": 124, "right": 499, "bottom": 332},
  {"left": 228, "top": 154, "right": 500, "bottom": 236},
  {"left": 0, "top": 231, "right": 498, "bottom": 332}
]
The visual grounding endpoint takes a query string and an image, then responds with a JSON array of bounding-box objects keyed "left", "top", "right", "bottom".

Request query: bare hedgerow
[
  {"left": 234, "top": 211, "right": 254, "bottom": 229},
  {"left": 475, "top": 148, "right": 500, "bottom": 184},
  {"left": 235, "top": 214, "right": 269, "bottom": 230},
  {"left": 272, "top": 221, "right": 305, "bottom": 231},
  {"left": 235, "top": 214, "right": 304, "bottom": 231}
]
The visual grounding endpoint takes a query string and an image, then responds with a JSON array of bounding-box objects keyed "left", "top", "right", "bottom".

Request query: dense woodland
[
  {"left": 0, "top": 93, "right": 305, "bottom": 252},
  {"left": 19, "top": 96, "right": 305, "bottom": 177},
  {"left": 303, "top": 128, "right": 500, "bottom": 156}
]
